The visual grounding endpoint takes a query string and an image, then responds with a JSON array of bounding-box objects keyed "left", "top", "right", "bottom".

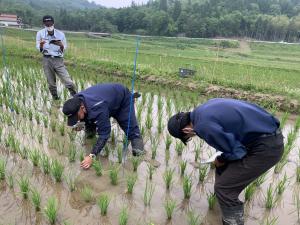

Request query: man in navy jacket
[
  {"left": 63, "top": 83, "right": 144, "bottom": 169},
  {"left": 168, "top": 98, "right": 283, "bottom": 225}
]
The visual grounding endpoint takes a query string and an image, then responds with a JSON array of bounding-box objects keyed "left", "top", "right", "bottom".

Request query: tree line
[{"left": 1, "top": 0, "right": 300, "bottom": 42}]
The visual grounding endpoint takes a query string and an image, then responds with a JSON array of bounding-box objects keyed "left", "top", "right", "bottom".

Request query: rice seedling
[
  {"left": 164, "top": 199, "right": 176, "bottom": 220},
  {"left": 97, "top": 194, "right": 110, "bottom": 216},
  {"left": 145, "top": 112, "right": 152, "bottom": 130},
  {"left": 175, "top": 141, "right": 184, "bottom": 156},
  {"left": 254, "top": 172, "right": 267, "bottom": 187},
  {"left": 279, "top": 112, "right": 289, "bottom": 129},
  {"left": 151, "top": 144, "right": 157, "bottom": 160},
  {"left": 64, "top": 172, "right": 76, "bottom": 192},
  {"left": 6, "top": 173, "right": 14, "bottom": 189},
  {"left": 31, "top": 187, "right": 41, "bottom": 211},
  {"left": 126, "top": 173, "right": 137, "bottom": 194},
  {"left": 294, "top": 191, "right": 300, "bottom": 222},
  {"left": 163, "top": 168, "right": 174, "bottom": 190},
  {"left": 143, "top": 179, "right": 155, "bottom": 206},
  {"left": 180, "top": 160, "right": 187, "bottom": 177},
  {"left": 187, "top": 210, "right": 202, "bottom": 225},
  {"left": 198, "top": 165, "right": 208, "bottom": 183},
  {"left": 29, "top": 148, "right": 40, "bottom": 167},
  {"left": 117, "top": 146, "right": 122, "bottom": 164},
  {"left": 68, "top": 130, "right": 76, "bottom": 142},
  {"left": 50, "top": 120, "right": 57, "bottom": 132},
  {"left": 207, "top": 192, "right": 217, "bottom": 210},
  {"left": 68, "top": 144, "right": 77, "bottom": 163},
  {"left": 28, "top": 109, "right": 33, "bottom": 121},
  {"left": 265, "top": 184, "right": 276, "bottom": 209},
  {"left": 131, "top": 156, "right": 141, "bottom": 172},
  {"left": 183, "top": 175, "right": 193, "bottom": 199},
  {"left": 119, "top": 206, "right": 128, "bottom": 225},
  {"left": 43, "top": 115, "right": 49, "bottom": 128},
  {"left": 0, "top": 158, "right": 6, "bottom": 180},
  {"left": 92, "top": 159, "right": 103, "bottom": 176},
  {"left": 59, "top": 124, "right": 65, "bottom": 136},
  {"left": 194, "top": 145, "right": 200, "bottom": 162},
  {"left": 244, "top": 183, "right": 256, "bottom": 201},
  {"left": 261, "top": 216, "right": 278, "bottom": 225},
  {"left": 50, "top": 159, "right": 64, "bottom": 182},
  {"left": 80, "top": 185, "right": 94, "bottom": 203},
  {"left": 147, "top": 163, "right": 155, "bottom": 180},
  {"left": 276, "top": 173, "right": 288, "bottom": 195},
  {"left": 165, "top": 149, "right": 170, "bottom": 165},
  {"left": 297, "top": 166, "right": 300, "bottom": 183},
  {"left": 44, "top": 196, "right": 58, "bottom": 225},
  {"left": 79, "top": 149, "right": 85, "bottom": 162},
  {"left": 37, "top": 132, "right": 43, "bottom": 144},
  {"left": 41, "top": 155, "right": 50, "bottom": 174},
  {"left": 35, "top": 113, "right": 41, "bottom": 125},
  {"left": 157, "top": 112, "right": 163, "bottom": 134},
  {"left": 165, "top": 135, "right": 172, "bottom": 151},
  {"left": 109, "top": 164, "right": 120, "bottom": 185},
  {"left": 19, "top": 176, "right": 30, "bottom": 199}
]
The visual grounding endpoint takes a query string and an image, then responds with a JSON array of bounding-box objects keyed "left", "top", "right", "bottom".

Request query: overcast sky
[{"left": 89, "top": 0, "right": 149, "bottom": 8}]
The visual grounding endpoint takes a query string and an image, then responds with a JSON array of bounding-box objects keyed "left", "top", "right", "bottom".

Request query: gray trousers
[
  {"left": 42, "top": 57, "right": 76, "bottom": 97},
  {"left": 214, "top": 132, "right": 284, "bottom": 208}
]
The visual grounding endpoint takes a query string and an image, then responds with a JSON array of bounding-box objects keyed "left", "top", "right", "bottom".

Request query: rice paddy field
[{"left": 0, "top": 27, "right": 300, "bottom": 225}]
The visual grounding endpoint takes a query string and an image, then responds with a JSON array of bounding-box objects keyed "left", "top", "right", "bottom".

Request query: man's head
[
  {"left": 42, "top": 15, "right": 54, "bottom": 32},
  {"left": 167, "top": 112, "right": 195, "bottom": 145},
  {"left": 62, "top": 97, "right": 87, "bottom": 128}
]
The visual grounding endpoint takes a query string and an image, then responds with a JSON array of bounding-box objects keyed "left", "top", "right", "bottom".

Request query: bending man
[
  {"left": 62, "top": 83, "right": 144, "bottom": 169},
  {"left": 167, "top": 98, "right": 283, "bottom": 225}
]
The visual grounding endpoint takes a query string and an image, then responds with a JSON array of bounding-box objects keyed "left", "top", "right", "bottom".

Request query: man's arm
[
  {"left": 196, "top": 122, "right": 247, "bottom": 162},
  {"left": 36, "top": 31, "right": 44, "bottom": 52}
]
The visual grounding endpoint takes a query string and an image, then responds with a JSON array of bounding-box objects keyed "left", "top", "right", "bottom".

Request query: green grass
[
  {"left": 68, "top": 144, "right": 77, "bottom": 163},
  {"left": 147, "top": 163, "right": 155, "bottom": 180},
  {"left": 265, "top": 185, "right": 276, "bottom": 209},
  {"left": 198, "top": 165, "right": 208, "bottom": 183},
  {"left": 144, "top": 180, "right": 155, "bottom": 206},
  {"left": 244, "top": 183, "right": 256, "bottom": 201},
  {"left": 97, "top": 194, "right": 110, "bottom": 216},
  {"left": 131, "top": 156, "right": 141, "bottom": 172},
  {"left": 29, "top": 148, "right": 40, "bottom": 166},
  {"left": 180, "top": 160, "right": 187, "bottom": 177},
  {"left": 41, "top": 155, "right": 50, "bottom": 174},
  {"left": 44, "top": 196, "right": 58, "bottom": 225},
  {"left": 4, "top": 28, "right": 300, "bottom": 104}
]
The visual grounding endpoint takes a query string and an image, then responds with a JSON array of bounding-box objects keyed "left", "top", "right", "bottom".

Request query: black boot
[
  {"left": 131, "top": 137, "right": 144, "bottom": 156},
  {"left": 221, "top": 205, "right": 244, "bottom": 225},
  {"left": 68, "top": 88, "right": 77, "bottom": 97}
]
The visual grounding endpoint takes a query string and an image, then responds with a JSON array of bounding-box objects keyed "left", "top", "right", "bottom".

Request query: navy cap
[
  {"left": 43, "top": 15, "right": 54, "bottom": 23},
  {"left": 62, "top": 97, "right": 81, "bottom": 126},
  {"left": 167, "top": 112, "right": 191, "bottom": 145}
]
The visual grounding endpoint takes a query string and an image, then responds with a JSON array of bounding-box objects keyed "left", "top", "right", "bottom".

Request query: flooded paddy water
[{"left": 0, "top": 65, "right": 299, "bottom": 225}]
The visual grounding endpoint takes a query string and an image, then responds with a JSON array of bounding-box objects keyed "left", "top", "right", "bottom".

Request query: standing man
[
  {"left": 62, "top": 83, "right": 144, "bottom": 169},
  {"left": 36, "top": 15, "right": 77, "bottom": 100},
  {"left": 167, "top": 98, "right": 283, "bottom": 225}
]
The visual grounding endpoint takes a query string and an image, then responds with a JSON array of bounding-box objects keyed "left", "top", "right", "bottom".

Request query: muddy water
[{"left": 0, "top": 92, "right": 299, "bottom": 225}]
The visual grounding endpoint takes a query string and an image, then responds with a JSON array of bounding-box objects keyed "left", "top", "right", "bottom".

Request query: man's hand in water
[{"left": 81, "top": 156, "right": 93, "bottom": 169}]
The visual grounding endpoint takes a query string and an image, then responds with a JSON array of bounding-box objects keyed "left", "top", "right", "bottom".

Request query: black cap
[
  {"left": 167, "top": 112, "right": 191, "bottom": 145},
  {"left": 62, "top": 97, "right": 81, "bottom": 126},
  {"left": 43, "top": 15, "right": 54, "bottom": 23}
]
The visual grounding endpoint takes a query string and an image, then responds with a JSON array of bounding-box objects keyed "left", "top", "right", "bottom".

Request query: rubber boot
[
  {"left": 221, "top": 204, "right": 244, "bottom": 225},
  {"left": 131, "top": 137, "right": 144, "bottom": 156},
  {"left": 68, "top": 88, "right": 77, "bottom": 97}
]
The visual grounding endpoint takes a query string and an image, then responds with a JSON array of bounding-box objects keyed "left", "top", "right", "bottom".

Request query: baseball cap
[
  {"left": 62, "top": 97, "right": 82, "bottom": 126},
  {"left": 167, "top": 112, "right": 191, "bottom": 145},
  {"left": 43, "top": 15, "right": 54, "bottom": 23}
]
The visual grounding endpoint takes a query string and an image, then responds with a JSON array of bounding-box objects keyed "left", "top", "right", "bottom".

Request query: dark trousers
[
  {"left": 85, "top": 91, "right": 141, "bottom": 140},
  {"left": 214, "top": 132, "right": 284, "bottom": 208}
]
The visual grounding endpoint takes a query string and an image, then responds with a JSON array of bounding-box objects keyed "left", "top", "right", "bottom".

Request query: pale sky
[{"left": 89, "top": 0, "right": 149, "bottom": 8}]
